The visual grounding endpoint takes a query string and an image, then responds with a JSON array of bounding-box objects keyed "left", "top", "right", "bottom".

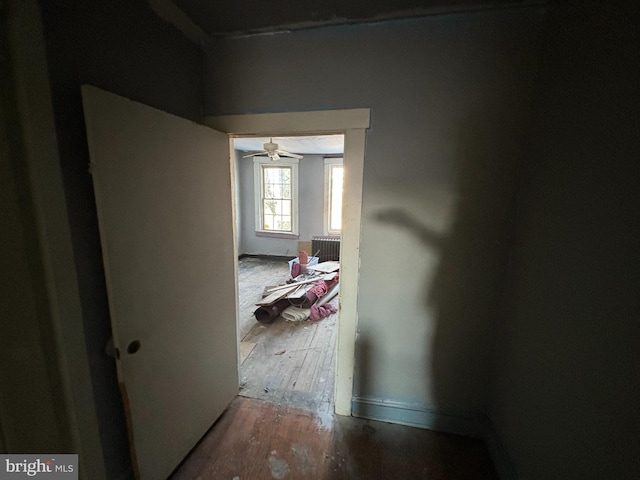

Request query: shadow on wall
[{"left": 374, "top": 111, "right": 523, "bottom": 430}]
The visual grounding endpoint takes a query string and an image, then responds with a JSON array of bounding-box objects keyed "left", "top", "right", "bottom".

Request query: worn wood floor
[
  {"left": 237, "top": 256, "right": 292, "bottom": 339},
  {"left": 236, "top": 256, "right": 338, "bottom": 412},
  {"left": 169, "top": 396, "right": 499, "bottom": 480},
  {"left": 168, "top": 257, "right": 498, "bottom": 480}
]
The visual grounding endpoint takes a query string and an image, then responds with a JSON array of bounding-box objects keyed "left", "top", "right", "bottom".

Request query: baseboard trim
[
  {"left": 351, "top": 397, "right": 485, "bottom": 438},
  {"left": 238, "top": 253, "right": 292, "bottom": 262},
  {"left": 351, "top": 397, "right": 516, "bottom": 480}
]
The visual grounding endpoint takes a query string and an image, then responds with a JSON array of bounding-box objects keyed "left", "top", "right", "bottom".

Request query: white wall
[
  {"left": 236, "top": 152, "right": 327, "bottom": 256},
  {"left": 206, "top": 7, "right": 546, "bottom": 422}
]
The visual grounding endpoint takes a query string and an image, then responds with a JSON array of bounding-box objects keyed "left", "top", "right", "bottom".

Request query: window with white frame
[
  {"left": 324, "top": 157, "right": 344, "bottom": 235},
  {"left": 254, "top": 157, "right": 299, "bottom": 235}
]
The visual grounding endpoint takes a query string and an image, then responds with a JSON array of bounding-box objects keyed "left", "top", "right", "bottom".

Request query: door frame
[{"left": 205, "top": 110, "right": 369, "bottom": 415}]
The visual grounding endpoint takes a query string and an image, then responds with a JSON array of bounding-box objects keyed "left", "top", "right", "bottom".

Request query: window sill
[{"left": 255, "top": 231, "right": 300, "bottom": 240}]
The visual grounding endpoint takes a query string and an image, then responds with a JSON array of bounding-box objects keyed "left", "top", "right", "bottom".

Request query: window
[
  {"left": 254, "top": 157, "right": 299, "bottom": 235},
  {"left": 324, "top": 157, "right": 344, "bottom": 235}
]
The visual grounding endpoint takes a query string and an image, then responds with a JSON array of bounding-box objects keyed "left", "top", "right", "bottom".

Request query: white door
[{"left": 82, "top": 85, "right": 238, "bottom": 480}]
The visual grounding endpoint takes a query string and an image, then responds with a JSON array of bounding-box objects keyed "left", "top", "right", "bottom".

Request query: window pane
[
  {"left": 261, "top": 165, "right": 293, "bottom": 232},
  {"left": 329, "top": 165, "right": 343, "bottom": 231},
  {"left": 281, "top": 199, "right": 291, "bottom": 216},
  {"left": 276, "top": 216, "right": 291, "bottom": 231},
  {"left": 263, "top": 213, "right": 275, "bottom": 230},
  {"left": 264, "top": 179, "right": 275, "bottom": 198},
  {"left": 264, "top": 199, "right": 277, "bottom": 215}
]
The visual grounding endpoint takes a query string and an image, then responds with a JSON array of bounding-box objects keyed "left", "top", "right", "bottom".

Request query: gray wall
[
  {"left": 489, "top": 3, "right": 640, "bottom": 479},
  {"left": 38, "top": 1, "right": 204, "bottom": 478},
  {"left": 0, "top": 10, "right": 72, "bottom": 454},
  {"left": 14, "top": 2, "right": 637, "bottom": 477},
  {"left": 236, "top": 152, "right": 327, "bottom": 256},
  {"left": 206, "top": 7, "right": 546, "bottom": 416}
]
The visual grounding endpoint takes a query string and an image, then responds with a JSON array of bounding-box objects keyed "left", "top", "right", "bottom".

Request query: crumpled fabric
[
  {"left": 310, "top": 303, "right": 337, "bottom": 321},
  {"left": 282, "top": 306, "right": 311, "bottom": 322},
  {"left": 301, "top": 273, "right": 339, "bottom": 309}
]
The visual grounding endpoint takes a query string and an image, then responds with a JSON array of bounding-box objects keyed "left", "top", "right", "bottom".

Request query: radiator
[{"left": 312, "top": 236, "right": 341, "bottom": 261}]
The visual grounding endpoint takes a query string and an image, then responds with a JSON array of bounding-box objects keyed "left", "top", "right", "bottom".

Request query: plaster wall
[
  {"left": 0, "top": 20, "right": 72, "bottom": 455},
  {"left": 206, "top": 8, "right": 546, "bottom": 414},
  {"left": 489, "top": 3, "right": 640, "bottom": 478},
  {"left": 236, "top": 153, "right": 327, "bottom": 256}
]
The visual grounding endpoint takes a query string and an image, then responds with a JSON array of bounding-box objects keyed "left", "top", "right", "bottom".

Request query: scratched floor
[
  {"left": 236, "top": 256, "right": 338, "bottom": 413},
  {"left": 237, "top": 256, "right": 292, "bottom": 339},
  {"left": 169, "top": 396, "right": 499, "bottom": 480},
  {"left": 169, "top": 257, "right": 499, "bottom": 479}
]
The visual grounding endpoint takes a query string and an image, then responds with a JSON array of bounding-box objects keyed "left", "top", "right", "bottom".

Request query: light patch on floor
[
  {"left": 240, "top": 341, "right": 256, "bottom": 364},
  {"left": 268, "top": 453, "right": 290, "bottom": 479}
]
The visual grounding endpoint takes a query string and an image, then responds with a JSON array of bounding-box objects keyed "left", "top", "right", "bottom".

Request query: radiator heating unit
[{"left": 312, "top": 236, "right": 341, "bottom": 261}]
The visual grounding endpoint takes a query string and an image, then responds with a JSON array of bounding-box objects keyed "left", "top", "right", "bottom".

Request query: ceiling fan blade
[
  {"left": 242, "top": 151, "right": 268, "bottom": 158},
  {"left": 276, "top": 150, "right": 303, "bottom": 159}
]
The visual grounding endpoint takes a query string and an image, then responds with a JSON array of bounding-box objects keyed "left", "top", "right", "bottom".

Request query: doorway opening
[
  {"left": 206, "top": 108, "right": 369, "bottom": 416},
  {"left": 232, "top": 135, "right": 344, "bottom": 413}
]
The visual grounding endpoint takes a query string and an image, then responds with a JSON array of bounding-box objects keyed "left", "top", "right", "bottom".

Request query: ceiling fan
[{"left": 242, "top": 138, "right": 303, "bottom": 161}]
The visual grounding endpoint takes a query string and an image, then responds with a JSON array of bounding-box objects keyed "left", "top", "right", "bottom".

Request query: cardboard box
[
  {"left": 288, "top": 256, "right": 319, "bottom": 274},
  {"left": 298, "top": 241, "right": 313, "bottom": 255}
]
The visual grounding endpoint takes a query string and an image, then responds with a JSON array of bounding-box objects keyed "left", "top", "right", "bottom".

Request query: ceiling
[
  {"left": 175, "top": 0, "right": 543, "bottom": 154},
  {"left": 171, "top": 0, "right": 542, "bottom": 37},
  {"left": 234, "top": 135, "right": 345, "bottom": 155}
]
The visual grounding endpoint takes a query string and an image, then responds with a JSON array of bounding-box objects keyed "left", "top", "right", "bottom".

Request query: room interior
[
  {"left": 232, "top": 134, "right": 345, "bottom": 259},
  {"left": 2, "top": 1, "right": 638, "bottom": 479},
  {"left": 233, "top": 134, "right": 344, "bottom": 410}
]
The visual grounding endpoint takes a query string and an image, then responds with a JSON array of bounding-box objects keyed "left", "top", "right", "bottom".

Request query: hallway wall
[
  {"left": 205, "top": 7, "right": 546, "bottom": 421},
  {"left": 38, "top": 1, "right": 204, "bottom": 477},
  {"left": 489, "top": 3, "right": 640, "bottom": 478}
]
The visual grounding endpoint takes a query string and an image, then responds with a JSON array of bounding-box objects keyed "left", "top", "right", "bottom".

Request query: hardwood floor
[
  {"left": 169, "top": 257, "right": 498, "bottom": 479},
  {"left": 236, "top": 256, "right": 338, "bottom": 412},
  {"left": 169, "top": 396, "right": 499, "bottom": 480},
  {"left": 237, "top": 256, "right": 292, "bottom": 339}
]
